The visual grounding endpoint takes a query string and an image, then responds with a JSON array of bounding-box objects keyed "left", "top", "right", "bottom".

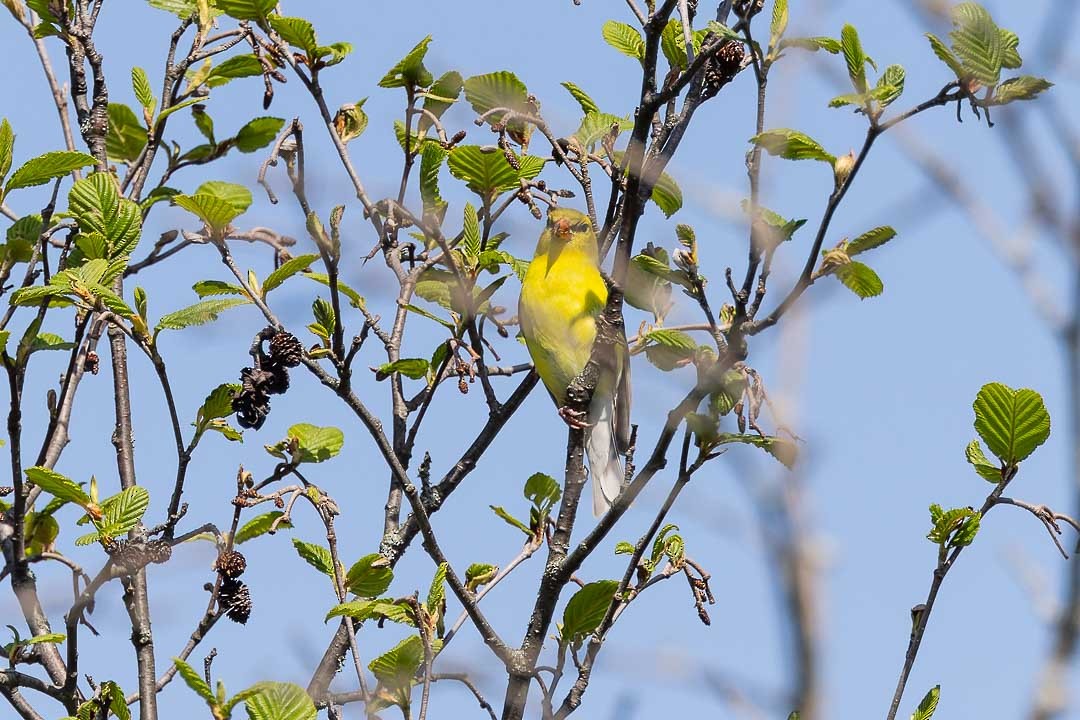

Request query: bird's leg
[{"left": 558, "top": 405, "right": 592, "bottom": 430}]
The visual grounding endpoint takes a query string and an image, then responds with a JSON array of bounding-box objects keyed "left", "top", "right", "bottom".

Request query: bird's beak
[{"left": 554, "top": 218, "right": 572, "bottom": 238}]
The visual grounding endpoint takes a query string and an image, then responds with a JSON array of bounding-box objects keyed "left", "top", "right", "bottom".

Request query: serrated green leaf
[
  {"left": 206, "top": 55, "right": 265, "bottom": 86},
  {"left": 874, "top": 64, "right": 905, "bottom": 108},
  {"left": 840, "top": 24, "right": 868, "bottom": 93},
  {"left": 292, "top": 538, "right": 335, "bottom": 577},
  {"left": 561, "top": 81, "right": 600, "bottom": 115},
  {"left": 97, "top": 486, "right": 150, "bottom": 538},
  {"left": 561, "top": 580, "right": 618, "bottom": 641},
  {"left": 325, "top": 599, "right": 415, "bottom": 625},
  {"left": 949, "top": 3, "right": 1004, "bottom": 85},
  {"left": 523, "top": 472, "right": 561, "bottom": 514},
  {"left": 242, "top": 681, "right": 316, "bottom": 720},
  {"left": 369, "top": 636, "right": 427, "bottom": 692},
  {"left": 286, "top": 423, "right": 344, "bottom": 464},
  {"left": 420, "top": 72, "right": 464, "bottom": 134},
  {"left": 68, "top": 172, "right": 142, "bottom": 259},
  {"left": 999, "top": 28, "right": 1021, "bottom": 70},
  {"left": 174, "top": 657, "right": 215, "bottom": 704},
  {"left": 263, "top": 254, "right": 319, "bottom": 294},
  {"left": 712, "top": 433, "right": 798, "bottom": 468},
  {"left": 25, "top": 467, "right": 91, "bottom": 507},
  {"left": 233, "top": 116, "right": 285, "bottom": 153},
  {"left": 651, "top": 170, "right": 683, "bottom": 218},
  {"left": 427, "top": 562, "right": 447, "bottom": 613},
  {"left": 192, "top": 279, "right": 247, "bottom": 298},
  {"left": 912, "top": 685, "right": 940, "bottom": 720},
  {"left": 346, "top": 554, "right": 394, "bottom": 597},
  {"left": 490, "top": 505, "right": 531, "bottom": 536},
  {"left": 834, "top": 261, "right": 883, "bottom": 299},
  {"left": 269, "top": 16, "right": 317, "bottom": 55},
  {"left": 132, "top": 67, "right": 156, "bottom": 115},
  {"left": 602, "top": 20, "right": 645, "bottom": 61},
  {"left": 215, "top": 0, "right": 276, "bottom": 21},
  {"left": 447, "top": 145, "right": 545, "bottom": 198},
  {"left": 154, "top": 298, "right": 248, "bottom": 335},
  {"left": 573, "top": 112, "right": 632, "bottom": 150},
  {"left": 379, "top": 36, "right": 433, "bottom": 89},
  {"left": 465, "top": 563, "right": 497, "bottom": 591},
  {"left": 779, "top": 36, "right": 842, "bottom": 54},
  {"left": 926, "top": 33, "right": 964, "bottom": 78},
  {"left": 990, "top": 76, "right": 1052, "bottom": 105},
  {"left": 770, "top": 0, "right": 788, "bottom": 48},
  {"left": 847, "top": 226, "right": 896, "bottom": 256},
  {"left": 0, "top": 118, "right": 14, "bottom": 187},
  {"left": 972, "top": 382, "right": 1051, "bottom": 465},
  {"left": 173, "top": 194, "right": 242, "bottom": 233},
  {"left": 196, "top": 383, "right": 240, "bottom": 428},
  {"left": 235, "top": 511, "right": 292, "bottom": 544},
  {"left": 301, "top": 272, "right": 365, "bottom": 309},
  {"left": 195, "top": 180, "right": 252, "bottom": 214},
  {"left": 751, "top": 129, "right": 835, "bottom": 164},
  {"left": 419, "top": 143, "right": 447, "bottom": 219},
  {"left": 105, "top": 103, "right": 147, "bottom": 164},
  {"left": 375, "top": 358, "right": 429, "bottom": 381},
  {"left": 965, "top": 439, "right": 1001, "bottom": 483},
  {"left": 4, "top": 151, "right": 95, "bottom": 197}
]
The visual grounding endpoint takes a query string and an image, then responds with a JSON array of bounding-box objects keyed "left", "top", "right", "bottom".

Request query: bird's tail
[{"left": 586, "top": 392, "right": 624, "bottom": 516}]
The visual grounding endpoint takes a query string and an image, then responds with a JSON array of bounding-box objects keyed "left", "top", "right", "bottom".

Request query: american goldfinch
[{"left": 518, "top": 207, "right": 631, "bottom": 515}]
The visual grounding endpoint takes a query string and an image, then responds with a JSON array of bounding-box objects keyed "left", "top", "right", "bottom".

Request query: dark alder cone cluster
[
  {"left": 702, "top": 41, "right": 746, "bottom": 100},
  {"left": 232, "top": 330, "right": 304, "bottom": 430},
  {"left": 214, "top": 549, "right": 247, "bottom": 579},
  {"left": 214, "top": 548, "right": 252, "bottom": 624},
  {"left": 218, "top": 578, "right": 253, "bottom": 625}
]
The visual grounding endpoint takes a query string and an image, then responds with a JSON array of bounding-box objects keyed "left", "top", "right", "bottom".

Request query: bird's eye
[{"left": 572, "top": 220, "right": 591, "bottom": 232}]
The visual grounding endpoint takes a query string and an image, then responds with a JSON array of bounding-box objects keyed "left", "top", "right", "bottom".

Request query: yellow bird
[{"left": 518, "top": 207, "right": 631, "bottom": 515}]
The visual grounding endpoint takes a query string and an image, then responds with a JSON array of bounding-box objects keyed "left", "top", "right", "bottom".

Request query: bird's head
[{"left": 543, "top": 207, "right": 597, "bottom": 254}]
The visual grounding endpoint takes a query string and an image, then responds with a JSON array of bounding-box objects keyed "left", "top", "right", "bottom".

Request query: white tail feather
[{"left": 586, "top": 392, "right": 624, "bottom": 516}]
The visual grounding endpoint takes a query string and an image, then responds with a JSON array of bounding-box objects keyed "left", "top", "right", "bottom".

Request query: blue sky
[{"left": 1, "top": 1, "right": 1076, "bottom": 718}]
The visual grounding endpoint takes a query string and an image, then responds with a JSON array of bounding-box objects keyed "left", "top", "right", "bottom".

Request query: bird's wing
[{"left": 613, "top": 334, "right": 632, "bottom": 454}]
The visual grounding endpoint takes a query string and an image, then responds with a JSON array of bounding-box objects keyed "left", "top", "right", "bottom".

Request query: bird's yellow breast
[{"left": 519, "top": 245, "right": 608, "bottom": 404}]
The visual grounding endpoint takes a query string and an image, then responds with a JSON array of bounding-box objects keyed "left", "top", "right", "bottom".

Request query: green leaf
[
  {"left": 651, "top": 170, "right": 683, "bottom": 218},
  {"left": 419, "top": 143, "right": 447, "bottom": 218},
  {"left": 779, "top": 36, "right": 842, "bottom": 54},
  {"left": 465, "top": 563, "right": 497, "bottom": 591},
  {"left": 833, "top": 261, "right": 884, "bottom": 299},
  {"left": 195, "top": 180, "right": 252, "bottom": 214},
  {"left": 965, "top": 439, "right": 1001, "bottom": 483},
  {"left": 173, "top": 194, "right": 243, "bottom": 234},
  {"left": 375, "top": 358, "right": 429, "bottom": 381},
  {"left": 30, "top": 333, "right": 75, "bottom": 353},
  {"left": 949, "top": 2, "right": 1004, "bottom": 85},
  {"left": 751, "top": 129, "right": 835, "bottom": 164},
  {"left": 263, "top": 254, "right": 319, "bottom": 294},
  {"left": 847, "top": 226, "right": 896, "bottom": 256},
  {"left": 269, "top": 16, "right": 317, "bottom": 55},
  {"left": 192, "top": 280, "right": 247, "bottom": 298},
  {"left": 206, "top": 55, "right": 265, "bottom": 86},
  {"left": 302, "top": 272, "right": 364, "bottom": 309},
  {"left": 573, "top": 112, "right": 632, "bottom": 150},
  {"left": 427, "top": 562, "right": 447, "bottom": 613},
  {"left": 105, "top": 103, "right": 147, "bottom": 164},
  {"left": 369, "top": 636, "right": 428, "bottom": 694},
  {"left": 447, "top": 145, "right": 545, "bottom": 198},
  {"left": 132, "top": 67, "right": 156, "bottom": 115},
  {"left": 325, "top": 599, "right": 415, "bottom": 625},
  {"left": 287, "top": 423, "right": 344, "bottom": 464},
  {"left": 235, "top": 117, "right": 285, "bottom": 153},
  {"left": 912, "top": 685, "right": 940, "bottom": 720},
  {"left": 464, "top": 70, "right": 529, "bottom": 120},
  {"left": 602, "top": 20, "right": 645, "bottom": 60},
  {"left": 25, "top": 467, "right": 91, "bottom": 507},
  {"left": 874, "top": 64, "right": 906, "bottom": 108},
  {"left": 3, "top": 151, "right": 95, "bottom": 197},
  {"left": 990, "top": 76, "right": 1053, "bottom": 105},
  {"left": 68, "top": 172, "right": 142, "bottom": 259},
  {"left": 561, "top": 81, "right": 600, "bottom": 115},
  {"left": 235, "top": 511, "right": 291, "bottom": 544},
  {"left": 999, "top": 28, "right": 1022, "bottom": 70},
  {"left": 215, "top": 0, "right": 276, "bottom": 21},
  {"left": 292, "top": 538, "right": 335, "bottom": 577},
  {"left": 154, "top": 298, "right": 249, "bottom": 335},
  {"left": 0, "top": 118, "right": 13, "bottom": 187},
  {"left": 195, "top": 384, "right": 240, "bottom": 428},
  {"left": 420, "top": 72, "right": 464, "bottom": 134},
  {"left": 972, "top": 382, "right": 1051, "bottom": 465},
  {"left": 927, "top": 504, "right": 980, "bottom": 547},
  {"left": 490, "top": 505, "right": 531, "bottom": 536},
  {"left": 712, "top": 432, "right": 798, "bottom": 468},
  {"left": 379, "top": 36, "right": 433, "bottom": 89},
  {"left": 926, "top": 33, "right": 964, "bottom": 78},
  {"left": 523, "top": 472, "right": 561, "bottom": 514},
  {"left": 4, "top": 214, "right": 40, "bottom": 263},
  {"left": 96, "top": 486, "right": 150, "bottom": 539},
  {"left": 346, "top": 554, "right": 393, "bottom": 597},
  {"left": 770, "top": 0, "right": 788, "bottom": 47},
  {"left": 561, "top": 580, "right": 619, "bottom": 642},
  {"left": 840, "top": 24, "right": 868, "bottom": 93},
  {"left": 643, "top": 328, "right": 696, "bottom": 372},
  {"left": 173, "top": 657, "right": 215, "bottom": 704},
  {"left": 242, "top": 681, "right": 317, "bottom": 720}
]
